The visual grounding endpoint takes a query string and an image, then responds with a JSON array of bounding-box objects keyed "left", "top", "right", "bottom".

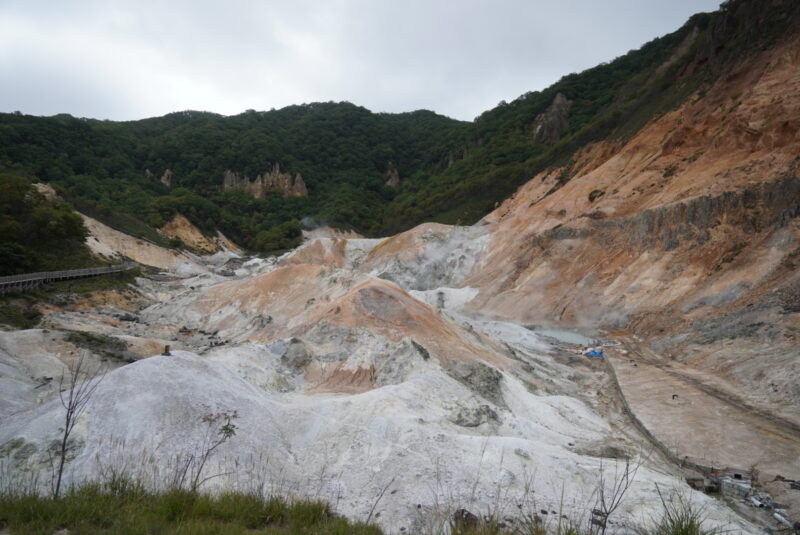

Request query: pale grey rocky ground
[{"left": 0, "top": 228, "right": 759, "bottom": 533}]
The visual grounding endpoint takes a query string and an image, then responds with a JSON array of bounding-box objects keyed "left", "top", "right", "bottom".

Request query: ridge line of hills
[{"left": 1, "top": 0, "right": 797, "bottom": 266}]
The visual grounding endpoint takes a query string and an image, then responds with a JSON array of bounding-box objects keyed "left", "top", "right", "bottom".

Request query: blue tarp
[{"left": 585, "top": 348, "right": 604, "bottom": 358}]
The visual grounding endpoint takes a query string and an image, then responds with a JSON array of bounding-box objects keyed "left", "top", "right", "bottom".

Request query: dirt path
[
  {"left": 623, "top": 337, "right": 800, "bottom": 431},
  {"left": 610, "top": 336, "right": 800, "bottom": 475},
  {"left": 607, "top": 335, "right": 800, "bottom": 519}
]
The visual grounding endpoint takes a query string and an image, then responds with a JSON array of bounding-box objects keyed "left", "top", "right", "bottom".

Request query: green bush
[
  {"left": 588, "top": 189, "right": 605, "bottom": 203},
  {"left": 0, "top": 299, "right": 42, "bottom": 328}
]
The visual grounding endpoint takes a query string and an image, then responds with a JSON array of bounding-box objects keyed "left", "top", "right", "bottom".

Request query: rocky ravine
[
  {"left": 0, "top": 219, "right": 765, "bottom": 533},
  {"left": 3, "top": 27, "right": 800, "bottom": 533}
]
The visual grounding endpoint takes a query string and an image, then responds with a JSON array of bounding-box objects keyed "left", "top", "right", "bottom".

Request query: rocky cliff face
[
  {"left": 158, "top": 213, "right": 241, "bottom": 254},
  {"left": 462, "top": 25, "right": 800, "bottom": 429},
  {"left": 532, "top": 92, "right": 571, "bottom": 144},
  {"left": 384, "top": 161, "right": 400, "bottom": 189},
  {"left": 223, "top": 164, "right": 308, "bottom": 198},
  {"left": 145, "top": 168, "right": 173, "bottom": 188},
  {"left": 160, "top": 169, "right": 172, "bottom": 188}
]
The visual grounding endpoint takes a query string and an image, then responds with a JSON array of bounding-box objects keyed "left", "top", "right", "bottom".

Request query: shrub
[{"left": 588, "top": 189, "right": 605, "bottom": 203}]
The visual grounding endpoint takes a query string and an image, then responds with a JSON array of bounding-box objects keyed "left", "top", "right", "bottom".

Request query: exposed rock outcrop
[
  {"left": 33, "top": 183, "right": 58, "bottom": 200},
  {"left": 223, "top": 164, "right": 308, "bottom": 198},
  {"left": 280, "top": 338, "right": 312, "bottom": 369},
  {"left": 81, "top": 214, "right": 205, "bottom": 273},
  {"left": 536, "top": 175, "right": 800, "bottom": 252},
  {"left": 445, "top": 359, "right": 505, "bottom": 407},
  {"left": 160, "top": 169, "right": 172, "bottom": 188},
  {"left": 446, "top": 147, "right": 470, "bottom": 168},
  {"left": 385, "top": 161, "right": 400, "bottom": 189},
  {"left": 159, "top": 213, "right": 242, "bottom": 254},
  {"left": 145, "top": 168, "right": 173, "bottom": 188},
  {"left": 532, "top": 92, "right": 572, "bottom": 144}
]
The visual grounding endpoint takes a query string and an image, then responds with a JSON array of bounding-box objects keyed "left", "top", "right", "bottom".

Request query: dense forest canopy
[
  {"left": 0, "top": 104, "right": 468, "bottom": 250},
  {"left": 0, "top": 174, "right": 93, "bottom": 275},
  {"left": 0, "top": 0, "right": 789, "bottom": 255}
]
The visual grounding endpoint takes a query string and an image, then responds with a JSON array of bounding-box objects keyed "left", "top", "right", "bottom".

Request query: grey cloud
[{"left": 0, "top": 0, "right": 721, "bottom": 121}]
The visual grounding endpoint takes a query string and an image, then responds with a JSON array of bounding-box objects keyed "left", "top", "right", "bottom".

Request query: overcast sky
[{"left": 0, "top": 0, "right": 721, "bottom": 122}]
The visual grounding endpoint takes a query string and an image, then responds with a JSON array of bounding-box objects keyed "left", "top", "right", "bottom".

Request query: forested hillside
[
  {"left": 0, "top": 174, "right": 93, "bottom": 275},
  {"left": 1, "top": 0, "right": 794, "bottom": 254},
  {"left": 0, "top": 105, "right": 467, "bottom": 251}
]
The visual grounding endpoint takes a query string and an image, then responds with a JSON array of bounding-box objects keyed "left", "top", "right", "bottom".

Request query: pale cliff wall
[{"left": 223, "top": 164, "right": 308, "bottom": 198}]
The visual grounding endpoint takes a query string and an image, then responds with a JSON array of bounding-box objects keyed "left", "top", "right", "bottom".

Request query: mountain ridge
[{"left": 4, "top": 0, "right": 797, "bottom": 255}]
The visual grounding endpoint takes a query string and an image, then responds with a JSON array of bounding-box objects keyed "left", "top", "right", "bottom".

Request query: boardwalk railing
[{"left": 0, "top": 262, "right": 136, "bottom": 294}]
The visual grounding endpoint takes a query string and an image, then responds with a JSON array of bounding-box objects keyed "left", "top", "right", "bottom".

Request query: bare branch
[
  {"left": 53, "top": 351, "right": 106, "bottom": 497},
  {"left": 367, "top": 475, "right": 397, "bottom": 525},
  {"left": 592, "top": 453, "right": 644, "bottom": 534}
]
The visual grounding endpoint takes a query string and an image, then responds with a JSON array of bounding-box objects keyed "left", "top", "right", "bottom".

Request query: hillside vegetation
[
  {"left": 0, "top": 0, "right": 796, "bottom": 254},
  {"left": 0, "top": 485, "right": 382, "bottom": 535},
  {"left": 0, "top": 484, "right": 720, "bottom": 535},
  {"left": 0, "top": 173, "right": 94, "bottom": 275}
]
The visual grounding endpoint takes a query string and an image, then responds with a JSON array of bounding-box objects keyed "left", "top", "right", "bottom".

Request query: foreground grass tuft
[
  {"left": 642, "top": 492, "right": 722, "bottom": 535},
  {"left": 0, "top": 298, "right": 42, "bottom": 328},
  {"left": 0, "top": 479, "right": 728, "bottom": 535},
  {"left": 0, "top": 483, "right": 381, "bottom": 535}
]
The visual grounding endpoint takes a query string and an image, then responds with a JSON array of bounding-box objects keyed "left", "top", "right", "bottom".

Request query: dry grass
[{"left": 0, "top": 481, "right": 381, "bottom": 535}]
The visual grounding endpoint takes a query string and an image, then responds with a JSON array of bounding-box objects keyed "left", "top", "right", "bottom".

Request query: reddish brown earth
[
  {"left": 462, "top": 30, "right": 800, "bottom": 420},
  {"left": 159, "top": 214, "right": 242, "bottom": 254},
  {"left": 471, "top": 34, "right": 800, "bottom": 322},
  {"left": 435, "top": 24, "right": 800, "bottom": 520}
]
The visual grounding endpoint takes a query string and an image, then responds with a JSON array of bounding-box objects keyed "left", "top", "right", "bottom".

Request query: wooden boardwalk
[{"left": 0, "top": 262, "right": 136, "bottom": 294}]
